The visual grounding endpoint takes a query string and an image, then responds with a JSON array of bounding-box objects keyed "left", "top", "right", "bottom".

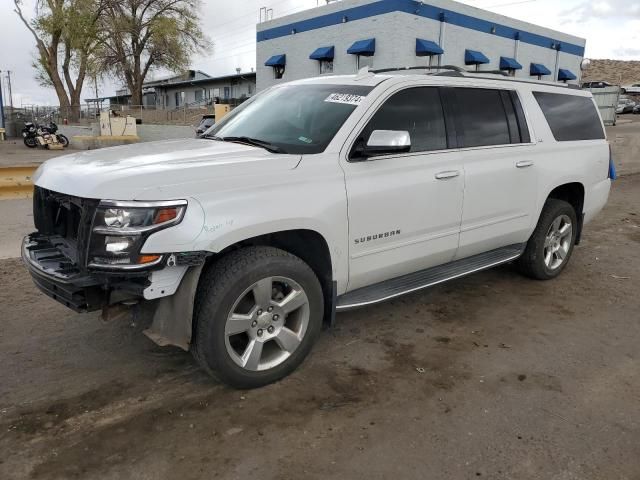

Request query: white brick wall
[{"left": 256, "top": 0, "right": 585, "bottom": 91}]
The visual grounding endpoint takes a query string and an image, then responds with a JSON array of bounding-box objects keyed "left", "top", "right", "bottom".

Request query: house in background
[
  {"left": 154, "top": 71, "right": 256, "bottom": 109},
  {"left": 88, "top": 70, "right": 256, "bottom": 108}
]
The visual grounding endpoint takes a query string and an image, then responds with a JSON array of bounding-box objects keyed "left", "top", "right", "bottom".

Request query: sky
[{"left": 1, "top": 0, "right": 639, "bottom": 105}]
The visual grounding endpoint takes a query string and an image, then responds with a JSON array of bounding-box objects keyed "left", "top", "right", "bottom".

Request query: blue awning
[
  {"left": 499, "top": 56, "right": 522, "bottom": 71},
  {"left": 348, "top": 38, "right": 376, "bottom": 56},
  {"left": 530, "top": 63, "right": 551, "bottom": 76},
  {"left": 265, "top": 54, "right": 286, "bottom": 67},
  {"left": 558, "top": 69, "right": 577, "bottom": 81},
  {"left": 416, "top": 39, "right": 443, "bottom": 56},
  {"left": 310, "top": 46, "right": 335, "bottom": 61},
  {"left": 465, "top": 49, "right": 490, "bottom": 65}
]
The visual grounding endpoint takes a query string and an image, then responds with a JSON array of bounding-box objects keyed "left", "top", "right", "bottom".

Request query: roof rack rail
[
  {"left": 465, "top": 70, "right": 510, "bottom": 77},
  {"left": 368, "top": 65, "right": 579, "bottom": 89},
  {"left": 369, "top": 65, "right": 466, "bottom": 74}
]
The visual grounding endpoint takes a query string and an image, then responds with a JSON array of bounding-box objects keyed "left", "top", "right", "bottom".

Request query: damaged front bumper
[
  {"left": 22, "top": 233, "right": 208, "bottom": 351},
  {"left": 22, "top": 234, "right": 150, "bottom": 312}
]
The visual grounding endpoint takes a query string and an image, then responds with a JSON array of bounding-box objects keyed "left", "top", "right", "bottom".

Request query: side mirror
[{"left": 362, "top": 130, "right": 411, "bottom": 157}]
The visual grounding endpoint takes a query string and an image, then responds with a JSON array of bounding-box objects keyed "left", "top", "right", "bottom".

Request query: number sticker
[{"left": 325, "top": 93, "right": 365, "bottom": 106}]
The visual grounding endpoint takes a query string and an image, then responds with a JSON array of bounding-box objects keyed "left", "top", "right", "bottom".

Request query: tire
[
  {"left": 23, "top": 137, "right": 38, "bottom": 148},
  {"left": 192, "top": 246, "right": 324, "bottom": 389},
  {"left": 517, "top": 199, "right": 578, "bottom": 280},
  {"left": 56, "top": 134, "right": 69, "bottom": 147}
]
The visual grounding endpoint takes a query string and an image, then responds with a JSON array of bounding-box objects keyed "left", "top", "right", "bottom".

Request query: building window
[
  {"left": 320, "top": 60, "right": 334, "bottom": 75},
  {"left": 357, "top": 55, "right": 373, "bottom": 71},
  {"left": 195, "top": 89, "right": 204, "bottom": 103},
  {"left": 273, "top": 65, "right": 285, "bottom": 79}
]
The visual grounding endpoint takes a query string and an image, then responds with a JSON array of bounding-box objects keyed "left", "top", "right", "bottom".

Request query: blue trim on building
[
  {"left": 499, "top": 56, "right": 522, "bottom": 70},
  {"left": 416, "top": 38, "right": 444, "bottom": 56},
  {"left": 347, "top": 38, "right": 376, "bottom": 56},
  {"left": 265, "top": 54, "right": 286, "bottom": 66},
  {"left": 257, "top": 0, "right": 585, "bottom": 57},
  {"left": 530, "top": 63, "right": 551, "bottom": 76},
  {"left": 465, "top": 49, "right": 490, "bottom": 65},
  {"left": 557, "top": 68, "right": 577, "bottom": 81},
  {"left": 310, "top": 46, "right": 335, "bottom": 60}
]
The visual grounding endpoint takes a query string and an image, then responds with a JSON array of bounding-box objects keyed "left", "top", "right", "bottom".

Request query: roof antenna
[{"left": 355, "top": 66, "right": 372, "bottom": 80}]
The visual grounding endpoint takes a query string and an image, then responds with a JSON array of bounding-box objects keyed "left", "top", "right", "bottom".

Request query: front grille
[{"left": 33, "top": 187, "right": 99, "bottom": 269}]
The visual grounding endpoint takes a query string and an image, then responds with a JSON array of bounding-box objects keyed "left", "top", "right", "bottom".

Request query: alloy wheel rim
[
  {"left": 224, "top": 276, "right": 310, "bottom": 371},
  {"left": 544, "top": 214, "right": 573, "bottom": 271}
]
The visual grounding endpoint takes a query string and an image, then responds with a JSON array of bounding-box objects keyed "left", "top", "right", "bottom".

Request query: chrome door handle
[
  {"left": 435, "top": 170, "right": 460, "bottom": 180},
  {"left": 516, "top": 161, "right": 534, "bottom": 168}
]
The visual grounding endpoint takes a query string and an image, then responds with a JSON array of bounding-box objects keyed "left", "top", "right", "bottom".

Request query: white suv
[{"left": 23, "top": 67, "right": 613, "bottom": 388}]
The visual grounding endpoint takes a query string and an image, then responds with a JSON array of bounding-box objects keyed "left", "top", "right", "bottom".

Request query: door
[
  {"left": 342, "top": 86, "right": 465, "bottom": 291},
  {"left": 448, "top": 87, "right": 538, "bottom": 259}
]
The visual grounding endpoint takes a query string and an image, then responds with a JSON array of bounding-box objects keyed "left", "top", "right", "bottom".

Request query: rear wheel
[
  {"left": 192, "top": 246, "right": 324, "bottom": 389},
  {"left": 517, "top": 199, "right": 578, "bottom": 280}
]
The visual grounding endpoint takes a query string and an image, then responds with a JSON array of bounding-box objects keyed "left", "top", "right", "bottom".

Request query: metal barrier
[
  {"left": 585, "top": 86, "right": 621, "bottom": 126},
  {"left": 0, "top": 166, "right": 38, "bottom": 200}
]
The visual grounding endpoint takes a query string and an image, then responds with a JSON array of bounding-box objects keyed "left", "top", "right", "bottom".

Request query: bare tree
[
  {"left": 99, "top": 0, "right": 211, "bottom": 107},
  {"left": 14, "top": 0, "right": 103, "bottom": 120}
]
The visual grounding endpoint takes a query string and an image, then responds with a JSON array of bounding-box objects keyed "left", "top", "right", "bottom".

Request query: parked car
[
  {"left": 23, "top": 69, "right": 612, "bottom": 389},
  {"left": 582, "top": 81, "right": 614, "bottom": 89},
  {"left": 622, "top": 83, "right": 640, "bottom": 94},
  {"left": 195, "top": 114, "right": 215, "bottom": 137},
  {"left": 633, "top": 104, "right": 640, "bottom": 114},
  {"left": 616, "top": 96, "right": 635, "bottom": 114}
]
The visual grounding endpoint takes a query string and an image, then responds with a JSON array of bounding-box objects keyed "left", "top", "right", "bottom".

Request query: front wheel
[
  {"left": 517, "top": 199, "right": 578, "bottom": 280},
  {"left": 192, "top": 246, "right": 324, "bottom": 389},
  {"left": 23, "top": 137, "right": 38, "bottom": 148},
  {"left": 56, "top": 134, "right": 69, "bottom": 147}
]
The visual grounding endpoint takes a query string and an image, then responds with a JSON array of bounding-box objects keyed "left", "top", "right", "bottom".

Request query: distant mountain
[{"left": 582, "top": 59, "right": 640, "bottom": 86}]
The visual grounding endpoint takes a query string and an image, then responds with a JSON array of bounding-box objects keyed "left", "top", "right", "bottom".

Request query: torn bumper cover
[
  {"left": 22, "top": 234, "right": 149, "bottom": 312},
  {"left": 22, "top": 234, "right": 208, "bottom": 351}
]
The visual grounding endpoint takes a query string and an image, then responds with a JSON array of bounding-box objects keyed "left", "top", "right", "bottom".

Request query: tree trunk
[
  {"left": 47, "top": 56, "right": 74, "bottom": 121},
  {"left": 130, "top": 75, "right": 144, "bottom": 107}
]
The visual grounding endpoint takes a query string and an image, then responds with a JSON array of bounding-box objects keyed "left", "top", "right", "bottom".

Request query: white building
[{"left": 256, "top": 0, "right": 585, "bottom": 91}]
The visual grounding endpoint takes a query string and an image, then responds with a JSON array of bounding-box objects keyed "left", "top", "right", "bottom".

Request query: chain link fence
[{"left": 6, "top": 98, "right": 248, "bottom": 130}]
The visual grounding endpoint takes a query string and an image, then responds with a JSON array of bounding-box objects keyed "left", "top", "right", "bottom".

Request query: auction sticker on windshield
[{"left": 325, "top": 93, "right": 365, "bottom": 106}]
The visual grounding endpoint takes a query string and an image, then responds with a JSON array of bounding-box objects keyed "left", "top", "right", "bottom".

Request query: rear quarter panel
[{"left": 518, "top": 86, "right": 610, "bottom": 233}]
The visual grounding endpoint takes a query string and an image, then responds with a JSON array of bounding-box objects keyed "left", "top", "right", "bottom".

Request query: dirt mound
[{"left": 582, "top": 59, "right": 640, "bottom": 86}]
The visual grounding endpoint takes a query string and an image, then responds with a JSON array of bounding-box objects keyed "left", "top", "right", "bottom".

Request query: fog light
[{"left": 104, "top": 236, "right": 136, "bottom": 253}]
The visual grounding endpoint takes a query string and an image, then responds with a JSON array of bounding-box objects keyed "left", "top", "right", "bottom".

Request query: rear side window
[
  {"left": 452, "top": 88, "right": 513, "bottom": 148},
  {"left": 361, "top": 87, "right": 448, "bottom": 153},
  {"left": 533, "top": 92, "right": 605, "bottom": 141}
]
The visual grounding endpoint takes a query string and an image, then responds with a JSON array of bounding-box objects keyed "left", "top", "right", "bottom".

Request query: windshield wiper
[
  {"left": 222, "top": 136, "right": 285, "bottom": 154},
  {"left": 202, "top": 133, "right": 223, "bottom": 141}
]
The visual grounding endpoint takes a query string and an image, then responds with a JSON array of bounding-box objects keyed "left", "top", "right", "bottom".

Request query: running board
[{"left": 336, "top": 244, "right": 526, "bottom": 311}]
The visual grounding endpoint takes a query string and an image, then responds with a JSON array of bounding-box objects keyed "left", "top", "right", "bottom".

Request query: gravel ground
[{"left": 0, "top": 175, "right": 639, "bottom": 480}]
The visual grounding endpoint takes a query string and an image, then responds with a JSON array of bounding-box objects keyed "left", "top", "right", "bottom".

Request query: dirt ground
[{"left": 0, "top": 175, "right": 639, "bottom": 480}]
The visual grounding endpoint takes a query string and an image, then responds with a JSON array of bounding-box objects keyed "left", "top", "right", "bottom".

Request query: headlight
[{"left": 88, "top": 200, "right": 187, "bottom": 270}]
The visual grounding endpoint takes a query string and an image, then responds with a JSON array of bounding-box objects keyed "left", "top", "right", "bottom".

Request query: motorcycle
[{"left": 22, "top": 121, "right": 70, "bottom": 149}]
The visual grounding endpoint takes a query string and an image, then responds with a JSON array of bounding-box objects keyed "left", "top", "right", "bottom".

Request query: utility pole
[{"left": 6, "top": 71, "right": 14, "bottom": 110}]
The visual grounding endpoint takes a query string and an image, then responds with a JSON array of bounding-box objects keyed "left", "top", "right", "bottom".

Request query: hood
[{"left": 33, "top": 138, "right": 301, "bottom": 200}]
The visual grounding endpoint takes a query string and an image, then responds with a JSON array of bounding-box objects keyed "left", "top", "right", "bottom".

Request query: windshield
[{"left": 204, "top": 84, "right": 374, "bottom": 154}]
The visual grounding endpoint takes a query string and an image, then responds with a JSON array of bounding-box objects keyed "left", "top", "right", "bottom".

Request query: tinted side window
[
  {"left": 453, "top": 88, "right": 512, "bottom": 147},
  {"left": 533, "top": 92, "right": 605, "bottom": 141},
  {"left": 361, "top": 87, "right": 447, "bottom": 153}
]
